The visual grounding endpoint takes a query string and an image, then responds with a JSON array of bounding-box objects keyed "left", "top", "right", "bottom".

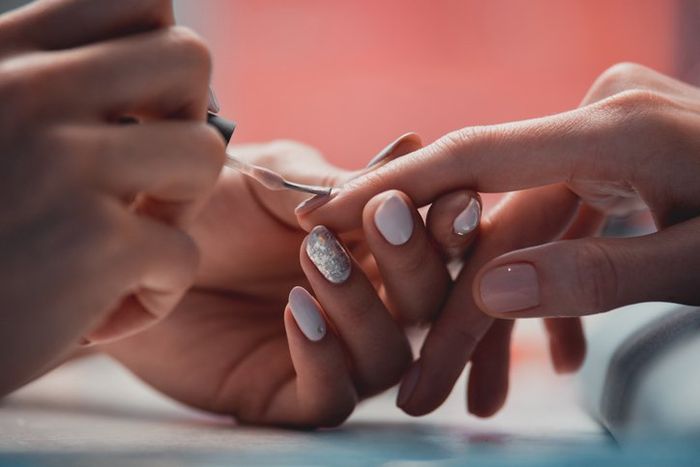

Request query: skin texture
[
  {"left": 0, "top": 0, "right": 224, "bottom": 397},
  {"left": 103, "top": 140, "right": 455, "bottom": 428},
  {"left": 300, "top": 63, "right": 700, "bottom": 417}
]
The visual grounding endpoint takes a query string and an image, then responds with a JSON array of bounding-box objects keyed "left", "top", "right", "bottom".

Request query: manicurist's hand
[
  {"left": 299, "top": 63, "right": 700, "bottom": 417},
  {"left": 0, "top": 0, "right": 224, "bottom": 396},
  {"left": 104, "top": 138, "right": 453, "bottom": 428}
]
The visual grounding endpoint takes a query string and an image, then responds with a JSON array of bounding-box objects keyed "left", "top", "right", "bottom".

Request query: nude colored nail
[
  {"left": 295, "top": 189, "right": 340, "bottom": 216},
  {"left": 288, "top": 286, "right": 326, "bottom": 342},
  {"left": 479, "top": 263, "right": 540, "bottom": 313},
  {"left": 366, "top": 132, "right": 419, "bottom": 168},
  {"left": 208, "top": 86, "right": 221, "bottom": 113},
  {"left": 374, "top": 194, "right": 414, "bottom": 245},
  {"left": 453, "top": 197, "right": 481, "bottom": 236},
  {"left": 397, "top": 362, "right": 421, "bottom": 407},
  {"left": 306, "top": 226, "right": 352, "bottom": 284}
]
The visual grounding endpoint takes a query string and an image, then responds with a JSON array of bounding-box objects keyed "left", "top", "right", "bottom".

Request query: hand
[
  {"left": 299, "top": 62, "right": 700, "bottom": 416},
  {"left": 103, "top": 139, "right": 453, "bottom": 428},
  {"left": 0, "top": 0, "right": 224, "bottom": 396}
]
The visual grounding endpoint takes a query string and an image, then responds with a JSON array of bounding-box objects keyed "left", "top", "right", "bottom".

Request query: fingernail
[
  {"left": 366, "top": 132, "right": 419, "bottom": 168},
  {"left": 306, "top": 226, "right": 352, "bottom": 284},
  {"left": 288, "top": 286, "right": 326, "bottom": 342},
  {"left": 479, "top": 263, "right": 540, "bottom": 313},
  {"left": 295, "top": 189, "right": 339, "bottom": 216},
  {"left": 208, "top": 86, "right": 221, "bottom": 113},
  {"left": 453, "top": 197, "right": 481, "bottom": 236},
  {"left": 397, "top": 362, "right": 421, "bottom": 407},
  {"left": 374, "top": 194, "right": 414, "bottom": 245}
]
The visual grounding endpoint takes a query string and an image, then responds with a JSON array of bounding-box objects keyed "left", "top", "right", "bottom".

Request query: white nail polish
[
  {"left": 288, "top": 287, "right": 326, "bottom": 342},
  {"left": 453, "top": 197, "right": 481, "bottom": 236},
  {"left": 306, "top": 226, "right": 352, "bottom": 284},
  {"left": 374, "top": 194, "right": 414, "bottom": 245}
]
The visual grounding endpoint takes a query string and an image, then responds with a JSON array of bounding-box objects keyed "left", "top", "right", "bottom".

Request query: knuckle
[
  {"left": 572, "top": 241, "right": 619, "bottom": 314},
  {"left": 165, "top": 26, "right": 212, "bottom": 76},
  {"left": 593, "top": 62, "right": 649, "bottom": 96}
]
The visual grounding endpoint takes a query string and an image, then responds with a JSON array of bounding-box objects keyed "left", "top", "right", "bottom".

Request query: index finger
[{"left": 298, "top": 95, "right": 647, "bottom": 233}]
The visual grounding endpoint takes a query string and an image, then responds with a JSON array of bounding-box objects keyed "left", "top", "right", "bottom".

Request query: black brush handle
[{"left": 207, "top": 112, "right": 236, "bottom": 144}]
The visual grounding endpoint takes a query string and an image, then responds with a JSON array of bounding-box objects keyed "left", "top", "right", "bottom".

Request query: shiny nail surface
[
  {"left": 374, "top": 194, "right": 414, "bottom": 245},
  {"left": 479, "top": 263, "right": 540, "bottom": 313},
  {"left": 397, "top": 362, "right": 421, "bottom": 407},
  {"left": 295, "top": 189, "right": 339, "bottom": 216},
  {"left": 288, "top": 286, "right": 326, "bottom": 342},
  {"left": 366, "top": 132, "right": 420, "bottom": 168},
  {"left": 453, "top": 197, "right": 481, "bottom": 236},
  {"left": 306, "top": 226, "right": 351, "bottom": 284}
]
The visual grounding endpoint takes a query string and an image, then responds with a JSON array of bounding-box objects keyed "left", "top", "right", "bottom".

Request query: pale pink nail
[
  {"left": 288, "top": 287, "right": 326, "bottom": 342},
  {"left": 397, "top": 362, "right": 421, "bottom": 407},
  {"left": 207, "top": 86, "right": 221, "bottom": 113},
  {"left": 366, "top": 132, "right": 419, "bottom": 168},
  {"left": 453, "top": 197, "right": 481, "bottom": 236},
  {"left": 479, "top": 263, "right": 540, "bottom": 313},
  {"left": 374, "top": 194, "right": 414, "bottom": 246}
]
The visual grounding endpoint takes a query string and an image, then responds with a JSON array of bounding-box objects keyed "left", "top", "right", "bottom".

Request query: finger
[
  {"left": 249, "top": 287, "right": 357, "bottom": 428},
  {"left": 85, "top": 213, "right": 199, "bottom": 343},
  {"left": 362, "top": 190, "right": 450, "bottom": 324},
  {"left": 540, "top": 203, "right": 602, "bottom": 374},
  {"left": 397, "top": 184, "right": 580, "bottom": 416},
  {"left": 59, "top": 122, "right": 225, "bottom": 224},
  {"left": 543, "top": 318, "right": 586, "bottom": 374},
  {"left": 28, "top": 26, "right": 211, "bottom": 119},
  {"left": 475, "top": 216, "right": 700, "bottom": 319},
  {"left": 298, "top": 95, "right": 665, "bottom": 232},
  {"left": 467, "top": 319, "right": 514, "bottom": 417},
  {"left": 426, "top": 190, "right": 482, "bottom": 260},
  {"left": 300, "top": 226, "right": 412, "bottom": 396},
  {"left": 1, "top": 0, "right": 174, "bottom": 50},
  {"left": 224, "top": 133, "right": 423, "bottom": 231}
]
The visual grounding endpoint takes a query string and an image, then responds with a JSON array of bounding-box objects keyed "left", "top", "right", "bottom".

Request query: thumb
[{"left": 474, "top": 217, "right": 700, "bottom": 318}]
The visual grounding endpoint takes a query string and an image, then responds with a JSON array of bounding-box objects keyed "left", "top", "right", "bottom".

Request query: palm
[{"left": 105, "top": 167, "right": 367, "bottom": 422}]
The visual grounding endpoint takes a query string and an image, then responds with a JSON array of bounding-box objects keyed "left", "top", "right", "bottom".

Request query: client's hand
[
  {"left": 299, "top": 63, "right": 700, "bottom": 417},
  {"left": 103, "top": 139, "right": 451, "bottom": 428}
]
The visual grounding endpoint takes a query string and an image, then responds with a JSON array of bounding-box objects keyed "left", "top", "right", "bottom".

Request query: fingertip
[{"left": 426, "top": 190, "right": 482, "bottom": 260}]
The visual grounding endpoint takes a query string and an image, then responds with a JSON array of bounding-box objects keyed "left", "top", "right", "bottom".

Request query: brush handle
[{"left": 207, "top": 112, "right": 236, "bottom": 143}]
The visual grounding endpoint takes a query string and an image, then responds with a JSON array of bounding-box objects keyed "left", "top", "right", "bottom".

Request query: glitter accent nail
[{"left": 306, "top": 226, "right": 351, "bottom": 284}]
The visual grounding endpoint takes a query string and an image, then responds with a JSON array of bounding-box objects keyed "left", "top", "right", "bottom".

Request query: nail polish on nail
[
  {"left": 295, "top": 190, "right": 337, "bottom": 216},
  {"left": 306, "top": 226, "right": 352, "bottom": 284},
  {"left": 374, "top": 194, "right": 414, "bottom": 246},
  {"left": 479, "top": 263, "right": 540, "bottom": 313},
  {"left": 397, "top": 362, "right": 421, "bottom": 407},
  {"left": 365, "top": 132, "right": 419, "bottom": 168},
  {"left": 453, "top": 197, "right": 481, "bottom": 236},
  {"left": 288, "top": 286, "right": 326, "bottom": 342}
]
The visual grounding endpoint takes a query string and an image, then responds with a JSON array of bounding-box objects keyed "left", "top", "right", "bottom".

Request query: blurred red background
[{"left": 176, "top": 0, "right": 679, "bottom": 169}]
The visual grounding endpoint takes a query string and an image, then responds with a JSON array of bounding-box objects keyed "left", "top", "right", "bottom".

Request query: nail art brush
[{"left": 206, "top": 87, "right": 334, "bottom": 197}]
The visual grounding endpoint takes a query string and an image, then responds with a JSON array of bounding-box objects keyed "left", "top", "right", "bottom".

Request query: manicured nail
[
  {"left": 295, "top": 189, "right": 339, "bottom": 216},
  {"left": 374, "top": 194, "right": 414, "bottom": 245},
  {"left": 479, "top": 263, "right": 540, "bottom": 313},
  {"left": 207, "top": 86, "right": 221, "bottom": 113},
  {"left": 366, "top": 132, "right": 419, "bottom": 168},
  {"left": 306, "top": 226, "right": 352, "bottom": 284},
  {"left": 288, "top": 286, "right": 326, "bottom": 342},
  {"left": 397, "top": 362, "right": 421, "bottom": 407},
  {"left": 453, "top": 197, "right": 481, "bottom": 236}
]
